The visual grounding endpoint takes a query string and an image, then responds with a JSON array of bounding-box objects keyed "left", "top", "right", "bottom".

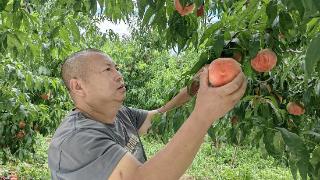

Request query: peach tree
[
  {"left": 1, "top": 0, "right": 320, "bottom": 179},
  {"left": 131, "top": 1, "right": 320, "bottom": 179}
]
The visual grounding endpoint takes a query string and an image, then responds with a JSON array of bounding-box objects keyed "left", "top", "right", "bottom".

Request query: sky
[
  {"left": 95, "top": 4, "right": 130, "bottom": 36},
  {"left": 96, "top": 19, "right": 130, "bottom": 36},
  {"left": 95, "top": 4, "right": 219, "bottom": 40},
  {"left": 95, "top": 6, "right": 219, "bottom": 56}
]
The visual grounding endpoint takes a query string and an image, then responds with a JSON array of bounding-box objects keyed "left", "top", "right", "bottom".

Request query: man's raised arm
[{"left": 110, "top": 67, "right": 247, "bottom": 180}]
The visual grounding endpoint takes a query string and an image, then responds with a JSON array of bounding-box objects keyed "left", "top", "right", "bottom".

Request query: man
[{"left": 48, "top": 49, "right": 247, "bottom": 180}]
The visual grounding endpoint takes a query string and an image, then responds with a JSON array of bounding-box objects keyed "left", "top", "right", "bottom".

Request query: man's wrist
[{"left": 156, "top": 107, "right": 165, "bottom": 114}]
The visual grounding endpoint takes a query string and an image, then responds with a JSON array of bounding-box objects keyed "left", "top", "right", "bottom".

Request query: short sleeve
[
  {"left": 125, "top": 107, "right": 148, "bottom": 130},
  {"left": 52, "top": 129, "right": 127, "bottom": 180}
]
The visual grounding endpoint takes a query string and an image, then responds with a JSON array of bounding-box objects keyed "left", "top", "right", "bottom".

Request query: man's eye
[{"left": 105, "top": 68, "right": 111, "bottom": 71}]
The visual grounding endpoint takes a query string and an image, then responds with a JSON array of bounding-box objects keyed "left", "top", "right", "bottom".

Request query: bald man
[{"left": 48, "top": 48, "right": 247, "bottom": 180}]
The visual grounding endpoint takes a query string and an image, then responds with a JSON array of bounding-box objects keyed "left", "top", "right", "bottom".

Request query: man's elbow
[{"left": 138, "top": 119, "right": 152, "bottom": 135}]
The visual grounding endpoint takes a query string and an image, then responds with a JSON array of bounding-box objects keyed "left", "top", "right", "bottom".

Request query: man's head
[{"left": 61, "top": 49, "right": 126, "bottom": 108}]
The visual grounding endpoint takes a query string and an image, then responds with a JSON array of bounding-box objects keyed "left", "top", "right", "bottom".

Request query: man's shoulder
[
  {"left": 48, "top": 110, "right": 126, "bottom": 179},
  {"left": 117, "top": 106, "right": 132, "bottom": 119},
  {"left": 50, "top": 109, "right": 111, "bottom": 148},
  {"left": 118, "top": 106, "right": 143, "bottom": 117},
  {"left": 119, "top": 105, "right": 130, "bottom": 113}
]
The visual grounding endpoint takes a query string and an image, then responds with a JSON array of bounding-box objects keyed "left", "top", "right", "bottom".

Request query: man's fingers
[
  {"left": 199, "top": 67, "right": 209, "bottom": 90},
  {"left": 194, "top": 64, "right": 209, "bottom": 78},
  {"left": 230, "top": 77, "right": 247, "bottom": 101},
  {"left": 215, "top": 72, "right": 246, "bottom": 95}
]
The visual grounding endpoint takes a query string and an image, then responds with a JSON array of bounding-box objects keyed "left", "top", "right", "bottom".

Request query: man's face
[{"left": 83, "top": 53, "right": 126, "bottom": 106}]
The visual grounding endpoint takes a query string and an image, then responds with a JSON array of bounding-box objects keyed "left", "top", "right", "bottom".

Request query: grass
[
  {"left": 0, "top": 134, "right": 292, "bottom": 179},
  {"left": 142, "top": 136, "right": 292, "bottom": 180}
]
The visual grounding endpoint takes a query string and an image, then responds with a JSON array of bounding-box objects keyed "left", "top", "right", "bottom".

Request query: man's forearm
[
  {"left": 135, "top": 112, "right": 213, "bottom": 180},
  {"left": 158, "top": 87, "right": 191, "bottom": 113}
]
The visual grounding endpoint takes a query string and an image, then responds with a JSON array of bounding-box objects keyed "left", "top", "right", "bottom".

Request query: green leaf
[
  {"left": 34, "top": 77, "right": 42, "bottom": 91},
  {"left": 248, "top": 40, "right": 260, "bottom": 58},
  {"left": 315, "top": 81, "right": 320, "bottom": 96},
  {"left": 7, "top": 33, "right": 22, "bottom": 50},
  {"left": 260, "top": 103, "right": 271, "bottom": 120},
  {"left": 266, "top": 0, "right": 277, "bottom": 26},
  {"left": 305, "top": 34, "right": 320, "bottom": 78},
  {"left": 312, "top": 0, "right": 320, "bottom": 11},
  {"left": 68, "top": 18, "right": 80, "bottom": 43},
  {"left": 153, "top": 8, "right": 167, "bottom": 31},
  {"left": 19, "top": 105, "right": 27, "bottom": 118},
  {"left": 89, "top": 0, "right": 97, "bottom": 15},
  {"left": 13, "top": 11, "right": 23, "bottom": 29},
  {"left": 276, "top": 128, "right": 309, "bottom": 160},
  {"left": 310, "top": 146, "right": 320, "bottom": 178},
  {"left": 210, "top": 34, "right": 224, "bottom": 57},
  {"left": 277, "top": 127, "right": 311, "bottom": 180},
  {"left": 311, "top": 146, "right": 320, "bottom": 166},
  {"left": 292, "top": 0, "right": 305, "bottom": 17},
  {"left": 297, "top": 159, "right": 311, "bottom": 180},
  {"left": 13, "top": 0, "right": 20, "bottom": 11},
  {"left": 59, "top": 27, "right": 70, "bottom": 44},
  {"left": 183, "top": 51, "right": 211, "bottom": 76},
  {"left": 265, "top": 96, "right": 282, "bottom": 120},
  {"left": 289, "top": 156, "right": 298, "bottom": 180},
  {"left": 137, "top": 0, "right": 148, "bottom": 18},
  {"left": 241, "top": 95, "right": 255, "bottom": 103},
  {"left": 279, "top": 11, "right": 294, "bottom": 33},
  {"left": 199, "top": 22, "right": 222, "bottom": 45},
  {"left": 273, "top": 131, "right": 284, "bottom": 154},
  {"left": 283, "top": 0, "right": 304, "bottom": 18},
  {"left": 207, "top": 126, "right": 216, "bottom": 141},
  {"left": 25, "top": 73, "right": 33, "bottom": 89},
  {"left": 142, "top": 6, "right": 154, "bottom": 27},
  {"left": 49, "top": 26, "right": 60, "bottom": 39},
  {"left": 73, "top": 0, "right": 81, "bottom": 12},
  {"left": 0, "top": 0, "right": 9, "bottom": 12},
  {"left": 304, "top": 131, "right": 320, "bottom": 140},
  {"left": 302, "top": 0, "right": 318, "bottom": 16},
  {"left": 263, "top": 130, "right": 280, "bottom": 158}
]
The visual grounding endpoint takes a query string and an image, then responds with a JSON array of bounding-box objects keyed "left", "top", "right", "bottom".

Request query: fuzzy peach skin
[
  {"left": 251, "top": 49, "right": 277, "bottom": 72},
  {"left": 174, "top": 0, "right": 195, "bottom": 16},
  {"left": 208, "top": 58, "right": 242, "bottom": 87},
  {"left": 287, "top": 102, "right": 305, "bottom": 115}
]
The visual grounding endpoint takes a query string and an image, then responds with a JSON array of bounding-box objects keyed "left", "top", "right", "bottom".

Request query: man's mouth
[{"left": 117, "top": 84, "right": 126, "bottom": 90}]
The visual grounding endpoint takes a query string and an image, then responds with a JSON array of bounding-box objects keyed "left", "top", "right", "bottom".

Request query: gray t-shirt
[{"left": 48, "top": 106, "right": 148, "bottom": 180}]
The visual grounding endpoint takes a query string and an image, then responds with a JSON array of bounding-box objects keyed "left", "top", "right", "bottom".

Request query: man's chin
[{"left": 116, "top": 93, "right": 126, "bottom": 103}]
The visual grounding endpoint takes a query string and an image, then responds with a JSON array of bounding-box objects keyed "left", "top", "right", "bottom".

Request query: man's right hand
[{"left": 193, "top": 66, "right": 247, "bottom": 123}]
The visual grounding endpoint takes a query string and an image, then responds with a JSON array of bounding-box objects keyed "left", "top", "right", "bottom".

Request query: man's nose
[{"left": 115, "top": 70, "right": 123, "bottom": 82}]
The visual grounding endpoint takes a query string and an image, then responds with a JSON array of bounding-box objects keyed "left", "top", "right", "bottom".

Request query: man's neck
[{"left": 76, "top": 102, "right": 122, "bottom": 124}]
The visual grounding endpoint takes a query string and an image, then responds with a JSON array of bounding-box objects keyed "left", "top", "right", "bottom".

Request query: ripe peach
[
  {"left": 287, "top": 102, "right": 305, "bottom": 116},
  {"left": 251, "top": 49, "right": 277, "bottom": 72},
  {"left": 196, "top": 4, "right": 204, "bottom": 17},
  {"left": 40, "top": 92, "right": 50, "bottom": 100},
  {"left": 174, "top": 0, "right": 195, "bottom": 16},
  {"left": 208, "top": 58, "right": 242, "bottom": 87}
]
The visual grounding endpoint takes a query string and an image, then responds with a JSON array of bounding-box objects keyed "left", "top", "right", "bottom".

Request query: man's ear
[{"left": 69, "top": 79, "right": 86, "bottom": 97}]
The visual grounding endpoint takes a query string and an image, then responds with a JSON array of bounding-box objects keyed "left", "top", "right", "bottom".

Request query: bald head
[{"left": 61, "top": 48, "right": 109, "bottom": 91}]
